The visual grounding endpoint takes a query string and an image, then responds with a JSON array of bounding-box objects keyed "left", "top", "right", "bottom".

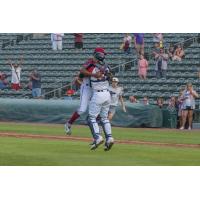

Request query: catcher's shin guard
[
  {"left": 87, "top": 115, "right": 101, "bottom": 140},
  {"left": 100, "top": 118, "right": 112, "bottom": 139}
]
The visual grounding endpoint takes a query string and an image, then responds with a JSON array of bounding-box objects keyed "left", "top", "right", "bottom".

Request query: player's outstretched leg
[
  {"left": 64, "top": 111, "right": 80, "bottom": 135},
  {"left": 87, "top": 116, "right": 104, "bottom": 150}
]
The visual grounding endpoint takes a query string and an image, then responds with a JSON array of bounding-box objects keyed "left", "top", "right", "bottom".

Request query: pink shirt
[{"left": 139, "top": 59, "right": 148, "bottom": 68}]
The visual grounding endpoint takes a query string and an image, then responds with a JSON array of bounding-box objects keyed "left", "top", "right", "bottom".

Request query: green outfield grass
[
  {"left": 0, "top": 122, "right": 200, "bottom": 144},
  {"left": 0, "top": 122, "right": 200, "bottom": 166}
]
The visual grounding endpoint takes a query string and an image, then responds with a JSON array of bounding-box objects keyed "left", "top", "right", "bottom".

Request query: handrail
[{"left": 17, "top": 57, "right": 137, "bottom": 99}]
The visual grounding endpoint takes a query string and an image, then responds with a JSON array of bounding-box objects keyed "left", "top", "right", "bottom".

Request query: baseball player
[
  {"left": 108, "top": 77, "right": 126, "bottom": 121},
  {"left": 64, "top": 48, "right": 107, "bottom": 135},
  {"left": 87, "top": 49, "right": 114, "bottom": 151}
]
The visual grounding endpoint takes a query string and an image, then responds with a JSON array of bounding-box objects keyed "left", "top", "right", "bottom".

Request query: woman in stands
[
  {"left": 121, "top": 33, "right": 132, "bottom": 54},
  {"left": 173, "top": 45, "right": 185, "bottom": 61},
  {"left": 167, "top": 43, "right": 175, "bottom": 60},
  {"left": 156, "top": 97, "right": 164, "bottom": 108},
  {"left": 179, "top": 83, "right": 199, "bottom": 130},
  {"left": 138, "top": 54, "right": 148, "bottom": 80}
]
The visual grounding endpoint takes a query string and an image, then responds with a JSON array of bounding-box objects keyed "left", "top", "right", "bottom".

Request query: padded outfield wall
[{"left": 0, "top": 98, "right": 167, "bottom": 128}]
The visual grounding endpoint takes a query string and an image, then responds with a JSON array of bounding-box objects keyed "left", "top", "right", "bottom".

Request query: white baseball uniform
[
  {"left": 77, "top": 77, "right": 92, "bottom": 115},
  {"left": 76, "top": 59, "right": 96, "bottom": 115},
  {"left": 88, "top": 64, "right": 112, "bottom": 141},
  {"left": 108, "top": 86, "right": 123, "bottom": 115},
  {"left": 51, "top": 33, "right": 64, "bottom": 50}
]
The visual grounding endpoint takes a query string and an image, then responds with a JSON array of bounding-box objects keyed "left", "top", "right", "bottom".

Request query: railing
[
  {"left": 17, "top": 57, "right": 137, "bottom": 99},
  {"left": 1, "top": 34, "right": 33, "bottom": 49}
]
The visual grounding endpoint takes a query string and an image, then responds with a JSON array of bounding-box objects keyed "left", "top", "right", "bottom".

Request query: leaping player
[{"left": 64, "top": 48, "right": 108, "bottom": 135}]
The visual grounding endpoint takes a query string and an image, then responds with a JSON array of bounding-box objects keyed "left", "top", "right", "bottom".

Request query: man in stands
[
  {"left": 0, "top": 72, "right": 8, "bottom": 90},
  {"left": 7, "top": 55, "right": 23, "bottom": 91},
  {"left": 154, "top": 48, "right": 169, "bottom": 78},
  {"left": 51, "top": 33, "right": 64, "bottom": 50},
  {"left": 30, "top": 69, "right": 42, "bottom": 98},
  {"left": 74, "top": 33, "right": 83, "bottom": 50}
]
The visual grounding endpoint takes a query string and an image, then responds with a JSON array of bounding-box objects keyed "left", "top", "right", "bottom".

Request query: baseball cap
[
  {"left": 66, "top": 89, "right": 75, "bottom": 95},
  {"left": 94, "top": 47, "right": 107, "bottom": 55},
  {"left": 112, "top": 77, "right": 119, "bottom": 82}
]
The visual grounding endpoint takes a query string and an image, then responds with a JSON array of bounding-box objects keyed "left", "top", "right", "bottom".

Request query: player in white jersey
[
  {"left": 108, "top": 77, "right": 126, "bottom": 120},
  {"left": 87, "top": 48, "right": 114, "bottom": 151},
  {"left": 64, "top": 48, "right": 106, "bottom": 135}
]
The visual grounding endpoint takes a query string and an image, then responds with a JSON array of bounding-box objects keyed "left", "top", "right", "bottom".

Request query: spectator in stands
[
  {"left": 179, "top": 83, "right": 199, "bottom": 130},
  {"left": 74, "top": 33, "right": 83, "bottom": 50},
  {"left": 156, "top": 97, "right": 164, "bottom": 108},
  {"left": 167, "top": 96, "right": 177, "bottom": 112},
  {"left": 30, "top": 69, "right": 42, "bottom": 98},
  {"left": 121, "top": 33, "right": 132, "bottom": 54},
  {"left": 177, "top": 89, "right": 184, "bottom": 128},
  {"left": 133, "top": 33, "right": 144, "bottom": 56},
  {"left": 153, "top": 33, "right": 163, "bottom": 43},
  {"left": 152, "top": 42, "right": 161, "bottom": 58},
  {"left": 142, "top": 96, "right": 149, "bottom": 105},
  {"left": 173, "top": 45, "right": 185, "bottom": 61},
  {"left": 129, "top": 95, "right": 138, "bottom": 103},
  {"left": 138, "top": 54, "right": 148, "bottom": 80},
  {"left": 198, "top": 68, "right": 200, "bottom": 79},
  {"left": 51, "top": 33, "right": 64, "bottom": 50},
  {"left": 154, "top": 48, "right": 169, "bottom": 78},
  {"left": 167, "top": 43, "right": 175, "bottom": 60},
  {"left": 7, "top": 55, "right": 23, "bottom": 91},
  {"left": 153, "top": 33, "right": 163, "bottom": 48},
  {"left": 0, "top": 72, "right": 8, "bottom": 90}
]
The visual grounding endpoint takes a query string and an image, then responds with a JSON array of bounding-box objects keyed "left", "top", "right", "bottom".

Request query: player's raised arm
[
  {"left": 119, "top": 95, "right": 126, "bottom": 112},
  {"left": 17, "top": 55, "right": 24, "bottom": 67},
  {"left": 6, "top": 58, "right": 13, "bottom": 67}
]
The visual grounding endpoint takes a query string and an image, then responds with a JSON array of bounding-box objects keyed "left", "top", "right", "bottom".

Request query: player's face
[{"left": 112, "top": 81, "right": 118, "bottom": 87}]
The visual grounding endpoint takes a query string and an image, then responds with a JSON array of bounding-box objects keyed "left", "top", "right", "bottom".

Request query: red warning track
[{"left": 0, "top": 132, "right": 200, "bottom": 149}]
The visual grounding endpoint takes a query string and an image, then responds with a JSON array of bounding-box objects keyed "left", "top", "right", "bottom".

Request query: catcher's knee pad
[
  {"left": 100, "top": 118, "right": 112, "bottom": 139},
  {"left": 77, "top": 108, "right": 87, "bottom": 116}
]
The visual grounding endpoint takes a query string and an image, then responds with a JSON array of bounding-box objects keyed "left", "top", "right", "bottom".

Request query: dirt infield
[{"left": 0, "top": 132, "right": 200, "bottom": 149}]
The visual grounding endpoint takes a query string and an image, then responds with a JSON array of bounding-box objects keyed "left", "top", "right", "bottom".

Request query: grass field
[{"left": 0, "top": 122, "right": 200, "bottom": 166}]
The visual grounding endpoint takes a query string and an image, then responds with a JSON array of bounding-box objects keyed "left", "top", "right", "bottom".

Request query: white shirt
[
  {"left": 109, "top": 86, "right": 123, "bottom": 106},
  {"left": 51, "top": 33, "right": 64, "bottom": 41},
  {"left": 123, "top": 36, "right": 132, "bottom": 47},
  {"left": 11, "top": 65, "right": 21, "bottom": 84}
]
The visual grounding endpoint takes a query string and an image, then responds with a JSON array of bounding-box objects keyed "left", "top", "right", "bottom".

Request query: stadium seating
[{"left": 0, "top": 33, "right": 199, "bottom": 103}]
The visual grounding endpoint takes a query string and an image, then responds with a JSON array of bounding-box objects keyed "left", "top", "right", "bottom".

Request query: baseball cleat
[
  {"left": 64, "top": 123, "right": 72, "bottom": 135},
  {"left": 90, "top": 136, "right": 104, "bottom": 150},
  {"left": 104, "top": 137, "right": 114, "bottom": 151}
]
